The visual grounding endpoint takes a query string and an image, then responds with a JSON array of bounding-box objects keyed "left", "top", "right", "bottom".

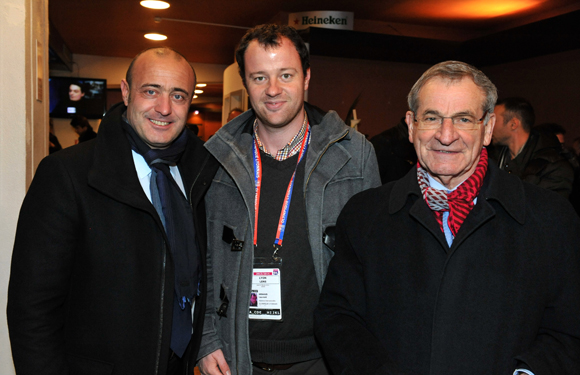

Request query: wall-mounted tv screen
[{"left": 49, "top": 77, "right": 107, "bottom": 119}]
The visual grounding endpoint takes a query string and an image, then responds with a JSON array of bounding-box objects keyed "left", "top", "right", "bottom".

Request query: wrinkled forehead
[{"left": 417, "top": 76, "right": 486, "bottom": 113}]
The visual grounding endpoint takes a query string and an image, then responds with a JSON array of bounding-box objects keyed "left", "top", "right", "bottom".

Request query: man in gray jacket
[{"left": 198, "top": 24, "right": 380, "bottom": 375}]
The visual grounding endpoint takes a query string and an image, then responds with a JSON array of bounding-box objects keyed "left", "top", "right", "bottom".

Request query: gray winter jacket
[{"left": 198, "top": 103, "right": 380, "bottom": 374}]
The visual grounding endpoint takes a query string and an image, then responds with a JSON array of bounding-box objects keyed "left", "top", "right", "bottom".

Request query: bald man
[{"left": 8, "top": 47, "right": 219, "bottom": 375}]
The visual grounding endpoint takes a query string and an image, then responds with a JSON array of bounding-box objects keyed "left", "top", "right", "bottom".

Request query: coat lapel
[
  {"left": 449, "top": 198, "right": 495, "bottom": 253},
  {"left": 204, "top": 114, "right": 257, "bottom": 226},
  {"left": 409, "top": 199, "right": 450, "bottom": 253},
  {"left": 178, "top": 132, "right": 212, "bottom": 207},
  {"left": 392, "top": 168, "right": 450, "bottom": 252},
  {"left": 303, "top": 111, "right": 350, "bottom": 188},
  {"left": 448, "top": 163, "right": 526, "bottom": 254},
  {"left": 87, "top": 103, "right": 161, "bottom": 221}
]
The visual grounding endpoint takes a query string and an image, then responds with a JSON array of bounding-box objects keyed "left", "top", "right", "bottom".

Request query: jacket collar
[
  {"left": 205, "top": 101, "right": 350, "bottom": 166},
  {"left": 389, "top": 158, "right": 526, "bottom": 225},
  {"left": 88, "top": 102, "right": 154, "bottom": 212},
  {"left": 305, "top": 102, "right": 351, "bottom": 163},
  {"left": 204, "top": 101, "right": 353, "bottom": 232},
  {"left": 88, "top": 102, "right": 211, "bottom": 212},
  {"left": 479, "top": 162, "right": 526, "bottom": 224}
]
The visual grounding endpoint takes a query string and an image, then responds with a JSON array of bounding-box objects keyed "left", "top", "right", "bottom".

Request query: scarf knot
[{"left": 417, "top": 148, "right": 488, "bottom": 237}]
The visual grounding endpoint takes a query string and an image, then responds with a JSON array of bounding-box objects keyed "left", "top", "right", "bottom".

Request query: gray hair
[{"left": 407, "top": 61, "right": 497, "bottom": 124}]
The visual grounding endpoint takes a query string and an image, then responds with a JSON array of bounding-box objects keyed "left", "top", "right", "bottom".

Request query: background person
[
  {"left": 226, "top": 107, "right": 244, "bottom": 122},
  {"left": 491, "top": 97, "right": 573, "bottom": 198},
  {"left": 70, "top": 114, "right": 97, "bottom": 143},
  {"left": 49, "top": 118, "right": 62, "bottom": 154}
]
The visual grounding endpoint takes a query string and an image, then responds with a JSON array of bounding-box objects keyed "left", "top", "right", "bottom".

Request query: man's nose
[
  {"left": 435, "top": 118, "right": 458, "bottom": 145},
  {"left": 155, "top": 94, "right": 171, "bottom": 116},
  {"left": 265, "top": 79, "right": 282, "bottom": 97}
]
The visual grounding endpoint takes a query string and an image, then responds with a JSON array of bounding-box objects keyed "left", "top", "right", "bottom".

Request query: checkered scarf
[{"left": 417, "top": 148, "right": 488, "bottom": 236}]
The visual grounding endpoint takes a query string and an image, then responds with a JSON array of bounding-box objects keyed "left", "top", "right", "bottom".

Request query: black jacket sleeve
[{"left": 7, "top": 155, "right": 80, "bottom": 374}]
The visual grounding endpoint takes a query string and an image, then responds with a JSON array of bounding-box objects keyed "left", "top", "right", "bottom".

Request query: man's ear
[
  {"left": 483, "top": 113, "right": 496, "bottom": 146},
  {"left": 303, "top": 68, "right": 311, "bottom": 92},
  {"left": 405, "top": 111, "right": 415, "bottom": 143},
  {"left": 510, "top": 117, "right": 522, "bottom": 131},
  {"left": 120, "top": 79, "right": 130, "bottom": 106}
]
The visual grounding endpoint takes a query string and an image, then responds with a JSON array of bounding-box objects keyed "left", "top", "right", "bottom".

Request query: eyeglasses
[{"left": 413, "top": 111, "right": 488, "bottom": 130}]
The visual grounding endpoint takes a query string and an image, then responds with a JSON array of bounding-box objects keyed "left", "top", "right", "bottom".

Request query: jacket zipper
[
  {"left": 154, "top": 242, "right": 167, "bottom": 375},
  {"left": 185, "top": 154, "right": 210, "bottom": 374},
  {"left": 189, "top": 155, "right": 209, "bottom": 202}
]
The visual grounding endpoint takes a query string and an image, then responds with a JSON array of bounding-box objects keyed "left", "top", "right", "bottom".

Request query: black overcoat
[
  {"left": 315, "top": 163, "right": 580, "bottom": 375},
  {"left": 7, "top": 102, "right": 218, "bottom": 375}
]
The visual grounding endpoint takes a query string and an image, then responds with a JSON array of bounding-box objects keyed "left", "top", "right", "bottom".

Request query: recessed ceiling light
[
  {"left": 196, "top": 83, "right": 207, "bottom": 87},
  {"left": 144, "top": 33, "right": 167, "bottom": 41},
  {"left": 140, "top": 1, "right": 170, "bottom": 10},
  {"left": 194, "top": 89, "right": 204, "bottom": 94}
]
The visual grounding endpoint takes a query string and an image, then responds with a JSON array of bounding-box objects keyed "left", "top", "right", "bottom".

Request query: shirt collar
[
  {"left": 253, "top": 111, "right": 309, "bottom": 161},
  {"left": 131, "top": 150, "right": 151, "bottom": 180},
  {"left": 427, "top": 173, "right": 460, "bottom": 193}
]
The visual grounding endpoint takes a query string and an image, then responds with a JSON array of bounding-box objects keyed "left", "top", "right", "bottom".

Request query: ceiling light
[
  {"left": 144, "top": 33, "right": 167, "bottom": 41},
  {"left": 193, "top": 95, "right": 198, "bottom": 99},
  {"left": 394, "top": 0, "right": 541, "bottom": 19},
  {"left": 194, "top": 89, "right": 204, "bottom": 94},
  {"left": 140, "top": 1, "right": 170, "bottom": 10},
  {"left": 194, "top": 110, "right": 199, "bottom": 115},
  {"left": 448, "top": 0, "right": 541, "bottom": 17},
  {"left": 196, "top": 83, "right": 207, "bottom": 87}
]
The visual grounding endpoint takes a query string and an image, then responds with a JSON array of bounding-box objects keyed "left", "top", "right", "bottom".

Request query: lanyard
[{"left": 252, "top": 127, "right": 310, "bottom": 255}]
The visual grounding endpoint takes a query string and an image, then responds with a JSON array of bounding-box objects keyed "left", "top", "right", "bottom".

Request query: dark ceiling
[{"left": 49, "top": 0, "right": 580, "bottom": 66}]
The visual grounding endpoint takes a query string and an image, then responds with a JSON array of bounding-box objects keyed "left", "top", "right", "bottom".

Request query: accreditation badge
[{"left": 249, "top": 257, "right": 283, "bottom": 321}]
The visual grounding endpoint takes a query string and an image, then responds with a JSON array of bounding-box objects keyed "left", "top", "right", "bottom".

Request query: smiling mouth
[
  {"left": 264, "top": 101, "right": 285, "bottom": 109},
  {"left": 150, "top": 119, "right": 171, "bottom": 126},
  {"left": 434, "top": 150, "right": 459, "bottom": 154}
]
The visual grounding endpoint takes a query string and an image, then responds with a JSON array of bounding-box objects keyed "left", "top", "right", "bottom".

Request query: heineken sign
[{"left": 289, "top": 11, "right": 354, "bottom": 31}]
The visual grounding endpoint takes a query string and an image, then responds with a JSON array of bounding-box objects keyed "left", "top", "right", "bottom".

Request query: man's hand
[{"left": 199, "top": 349, "right": 231, "bottom": 375}]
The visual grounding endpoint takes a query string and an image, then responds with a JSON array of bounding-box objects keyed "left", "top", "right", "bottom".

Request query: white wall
[{"left": 0, "top": 0, "right": 49, "bottom": 373}]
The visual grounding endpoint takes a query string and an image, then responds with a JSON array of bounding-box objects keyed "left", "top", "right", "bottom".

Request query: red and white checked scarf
[{"left": 417, "top": 148, "right": 488, "bottom": 236}]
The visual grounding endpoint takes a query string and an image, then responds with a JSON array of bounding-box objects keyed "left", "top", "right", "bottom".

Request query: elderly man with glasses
[{"left": 314, "top": 61, "right": 580, "bottom": 375}]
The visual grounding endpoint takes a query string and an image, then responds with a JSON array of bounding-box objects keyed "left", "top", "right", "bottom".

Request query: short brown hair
[{"left": 235, "top": 24, "right": 309, "bottom": 87}]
